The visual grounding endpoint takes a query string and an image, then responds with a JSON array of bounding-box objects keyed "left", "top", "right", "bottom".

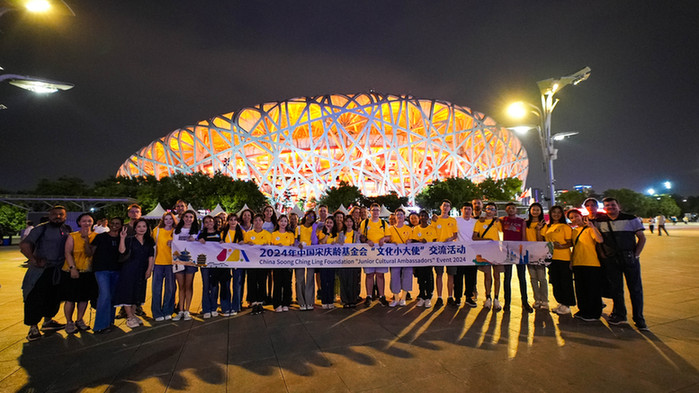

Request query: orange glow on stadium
[{"left": 117, "top": 93, "right": 529, "bottom": 202}]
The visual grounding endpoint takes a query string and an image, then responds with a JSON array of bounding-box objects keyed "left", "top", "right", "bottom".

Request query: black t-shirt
[
  {"left": 91, "top": 232, "right": 122, "bottom": 271},
  {"left": 197, "top": 230, "right": 221, "bottom": 242}
]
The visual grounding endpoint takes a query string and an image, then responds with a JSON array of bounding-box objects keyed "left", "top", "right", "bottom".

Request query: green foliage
[
  {"left": 648, "top": 195, "right": 681, "bottom": 218},
  {"left": 416, "top": 176, "right": 522, "bottom": 211},
  {"left": 557, "top": 190, "right": 589, "bottom": 209},
  {"left": 415, "top": 177, "right": 480, "bottom": 211},
  {"left": 478, "top": 177, "right": 523, "bottom": 201},
  {"left": 364, "top": 192, "right": 408, "bottom": 211},
  {"left": 603, "top": 188, "right": 650, "bottom": 217},
  {"left": 33, "top": 176, "right": 91, "bottom": 195},
  {"left": 0, "top": 204, "right": 26, "bottom": 236},
  {"left": 318, "top": 181, "right": 364, "bottom": 211}
]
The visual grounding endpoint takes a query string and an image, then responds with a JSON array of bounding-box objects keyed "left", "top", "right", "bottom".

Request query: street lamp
[
  {"left": 507, "top": 66, "right": 591, "bottom": 207},
  {"left": 1, "top": 0, "right": 75, "bottom": 18}
]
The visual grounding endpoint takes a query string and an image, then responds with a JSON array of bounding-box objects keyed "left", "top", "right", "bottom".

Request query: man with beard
[{"left": 20, "top": 205, "right": 71, "bottom": 341}]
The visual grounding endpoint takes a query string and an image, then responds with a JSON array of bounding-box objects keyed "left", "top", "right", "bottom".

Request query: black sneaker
[
  {"left": 115, "top": 307, "right": 127, "bottom": 319},
  {"left": 406, "top": 292, "right": 412, "bottom": 300},
  {"left": 378, "top": 296, "right": 389, "bottom": 306},
  {"left": 454, "top": 298, "right": 461, "bottom": 307},
  {"left": 364, "top": 297, "right": 373, "bottom": 306},
  {"left": 435, "top": 298, "right": 444, "bottom": 308},
  {"left": 523, "top": 303, "right": 534, "bottom": 313},
  {"left": 134, "top": 305, "right": 147, "bottom": 317},
  {"left": 465, "top": 298, "right": 477, "bottom": 307},
  {"left": 27, "top": 326, "right": 42, "bottom": 341},
  {"left": 635, "top": 321, "right": 650, "bottom": 331},
  {"left": 607, "top": 314, "right": 628, "bottom": 325},
  {"left": 40, "top": 319, "right": 65, "bottom": 331},
  {"left": 503, "top": 303, "right": 511, "bottom": 312},
  {"left": 447, "top": 297, "right": 455, "bottom": 307}
]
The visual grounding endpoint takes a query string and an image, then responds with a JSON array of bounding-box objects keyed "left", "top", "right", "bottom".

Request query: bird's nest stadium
[{"left": 117, "top": 93, "right": 528, "bottom": 202}]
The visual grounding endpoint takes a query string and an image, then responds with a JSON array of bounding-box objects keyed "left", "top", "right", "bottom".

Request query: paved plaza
[{"left": 0, "top": 224, "right": 697, "bottom": 392}]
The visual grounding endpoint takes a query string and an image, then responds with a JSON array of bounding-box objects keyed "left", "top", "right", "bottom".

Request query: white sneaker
[
  {"left": 172, "top": 311, "right": 184, "bottom": 321},
  {"left": 155, "top": 317, "right": 165, "bottom": 322},
  {"left": 126, "top": 317, "right": 140, "bottom": 329},
  {"left": 484, "top": 298, "right": 492, "bottom": 309},
  {"left": 275, "top": 306, "right": 283, "bottom": 312},
  {"left": 231, "top": 311, "right": 238, "bottom": 316},
  {"left": 211, "top": 311, "right": 219, "bottom": 317},
  {"left": 164, "top": 315, "right": 172, "bottom": 320},
  {"left": 425, "top": 299, "right": 432, "bottom": 308},
  {"left": 300, "top": 305, "right": 307, "bottom": 311},
  {"left": 222, "top": 312, "right": 231, "bottom": 317},
  {"left": 416, "top": 298, "right": 425, "bottom": 307},
  {"left": 399, "top": 299, "right": 406, "bottom": 307},
  {"left": 203, "top": 312, "right": 211, "bottom": 319},
  {"left": 183, "top": 311, "right": 192, "bottom": 321},
  {"left": 555, "top": 305, "right": 571, "bottom": 315},
  {"left": 282, "top": 306, "right": 289, "bottom": 312},
  {"left": 389, "top": 299, "right": 399, "bottom": 307},
  {"left": 493, "top": 299, "right": 502, "bottom": 311}
]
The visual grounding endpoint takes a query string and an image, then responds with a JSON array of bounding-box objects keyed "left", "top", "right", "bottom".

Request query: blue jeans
[
  {"left": 151, "top": 265, "right": 175, "bottom": 319},
  {"left": 231, "top": 269, "right": 244, "bottom": 312},
  {"left": 94, "top": 270, "right": 120, "bottom": 331}
]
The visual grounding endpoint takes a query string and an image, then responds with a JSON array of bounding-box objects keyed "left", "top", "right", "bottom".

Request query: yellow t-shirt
[
  {"left": 63, "top": 231, "right": 97, "bottom": 272},
  {"left": 433, "top": 216, "right": 458, "bottom": 242},
  {"left": 298, "top": 225, "right": 315, "bottom": 245},
  {"left": 318, "top": 231, "right": 338, "bottom": 244},
  {"left": 388, "top": 225, "right": 412, "bottom": 244},
  {"left": 571, "top": 227, "right": 600, "bottom": 267},
  {"left": 359, "top": 219, "right": 388, "bottom": 243},
  {"left": 344, "top": 230, "right": 356, "bottom": 244},
  {"left": 473, "top": 219, "right": 502, "bottom": 241},
  {"left": 152, "top": 227, "right": 174, "bottom": 266},
  {"left": 271, "top": 230, "right": 295, "bottom": 246},
  {"left": 525, "top": 221, "right": 542, "bottom": 242},
  {"left": 244, "top": 230, "right": 272, "bottom": 245},
  {"left": 223, "top": 230, "right": 237, "bottom": 244},
  {"left": 411, "top": 225, "right": 437, "bottom": 242},
  {"left": 542, "top": 223, "right": 572, "bottom": 261}
]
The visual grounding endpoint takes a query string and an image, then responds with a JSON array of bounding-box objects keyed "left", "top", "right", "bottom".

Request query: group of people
[{"left": 19, "top": 195, "right": 649, "bottom": 342}]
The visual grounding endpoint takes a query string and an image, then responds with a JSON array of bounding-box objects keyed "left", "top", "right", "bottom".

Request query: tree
[
  {"left": 603, "top": 189, "right": 650, "bottom": 217},
  {"left": 557, "top": 190, "right": 589, "bottom": 209},
  {"left": 648, "top": 195, "right": 681, "bottom": 218},
  {"left": 318, "top": 181, "right": 364, "bottom": 211},
  {"left": 415, "top": 177, "right": 480, "bottom": 211},
  {"left": 33, "top": 176, "right": 91, "bottom": 195},
  {"left": 0, "top": 204, "right": 26, "bottom": 237},
  {"left": 478, "top": 177, "right": 523, "bottom": 201},
  {"left": 364, "top": 191, "right": 408, "bottom": 211}
]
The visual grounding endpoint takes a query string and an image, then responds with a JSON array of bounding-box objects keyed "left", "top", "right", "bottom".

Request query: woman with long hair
[
  {"left": 318, "top": 217, "right": 339, "bottom": 309},
  {"left": 542, "top": 205, "right": 575, "bottom": 315},
  {"left": 172, "top": 210, "right": 199, "bottom": 321},
  {"left": 151, "top": 212, "right": 177, "bottom": 321},
  {"left": 198, "top": 215, "right": 222, "bottom": 318},
  {"left": 221, "top": 213, "right": 245, "bottom": 315},
  {"left": 114, "top": 218, "right": 155, "bottom": 329},
  {"left": 271, "top": 215, "right": 296, "bottom": 312},
  {"left": 296, "top": 210, "right": 318, "bottom": 310},
  {"left": 62, "top": 213, "right": 98, "bottom": 334},
  {"left": 241, "top": 213, "right": 271, "bottom": 315},
  {"left": 338, "top": 215, "right": 361, "bottom": 308},
  {"left": 525, "top": 203, "right": 548, "bottom": 309}
]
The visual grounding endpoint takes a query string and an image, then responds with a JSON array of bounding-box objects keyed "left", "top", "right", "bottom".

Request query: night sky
[{"left": 1, "top": 0, "right": 698, "bottom": 196}]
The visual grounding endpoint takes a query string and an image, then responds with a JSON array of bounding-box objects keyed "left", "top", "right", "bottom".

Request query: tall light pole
[{"left": 507, "top": 66, "right": 591, "bottom": 207}]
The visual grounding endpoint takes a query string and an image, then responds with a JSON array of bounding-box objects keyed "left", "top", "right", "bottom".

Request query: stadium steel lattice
[{"left": 117, "top": 93, "right": 529, "bottom": 202}]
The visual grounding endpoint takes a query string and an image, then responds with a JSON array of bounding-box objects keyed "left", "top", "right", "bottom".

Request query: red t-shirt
[{"left": 501, "top": 216, "right": 525, "bottom": 241}]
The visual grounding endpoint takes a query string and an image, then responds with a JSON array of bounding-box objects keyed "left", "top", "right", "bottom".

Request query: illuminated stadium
[{"left": 117, "top": 93, "right": 529, "bottom": 202}]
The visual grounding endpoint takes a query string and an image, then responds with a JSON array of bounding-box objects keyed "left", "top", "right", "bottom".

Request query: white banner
[{"left": 172, "top": 240, "right": 553, "bottom": 269}]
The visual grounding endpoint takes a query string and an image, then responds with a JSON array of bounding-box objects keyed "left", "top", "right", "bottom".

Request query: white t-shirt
[{"left": 456, "top": 217, "right": 476, "bottom": 242}]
